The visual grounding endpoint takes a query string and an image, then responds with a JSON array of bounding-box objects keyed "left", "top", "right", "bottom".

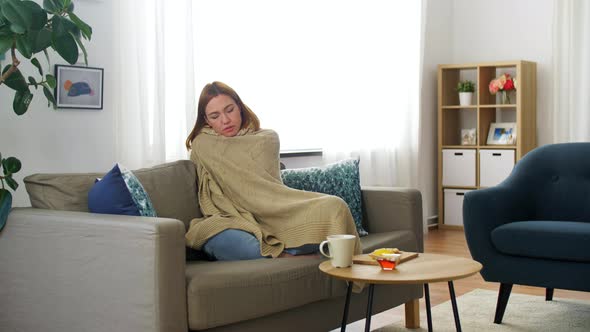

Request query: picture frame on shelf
[
  {"left": 461, "top": 128, "right": 476, "bottom": 145},
  {"left": 55, "top": 65, "right": 104, "bottom": 110},
  {"left": 487, "top": 122, "right": 517, "bottom": 145}
]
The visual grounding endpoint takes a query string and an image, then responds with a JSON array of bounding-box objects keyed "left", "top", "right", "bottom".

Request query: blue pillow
[
  {"left": 88, "top": 163, "right": 157, "bottom": 217},
  {"left": 280, "top": 158, "right": 368, "bottom": 236}
]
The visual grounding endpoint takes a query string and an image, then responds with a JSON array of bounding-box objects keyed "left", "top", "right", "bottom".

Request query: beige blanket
[{"left": 185, "top": 127, "right": 361, "bottom": 258}]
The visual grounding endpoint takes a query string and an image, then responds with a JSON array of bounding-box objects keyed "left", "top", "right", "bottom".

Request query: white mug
[{"left": 319, "top": 234, "right": 356, "bottom": 268}]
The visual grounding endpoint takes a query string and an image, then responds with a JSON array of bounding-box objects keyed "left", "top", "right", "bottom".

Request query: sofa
[
  {"left": 0, "top": 160, "right": 424, "bottom": 332},
  {"left": 463, "top": 142, "right": 590, "bottom": 324}
]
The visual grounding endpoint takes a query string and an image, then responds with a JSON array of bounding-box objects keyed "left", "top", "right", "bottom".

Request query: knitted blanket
[{"left": 185, "top": 127, "right": 361, "bottom": 258}]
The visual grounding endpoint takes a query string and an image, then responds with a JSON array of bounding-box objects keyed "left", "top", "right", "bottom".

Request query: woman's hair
[{"left": 185, "top": 81, "right": 260, "bottom": 150}]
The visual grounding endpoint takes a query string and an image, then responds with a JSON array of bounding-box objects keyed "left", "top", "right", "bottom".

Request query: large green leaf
[
  {"left": 2, "top": 0, "right": 33, "bottom": 31},
  {"left": 52, "top": 15, "right": 80, "bottom": 37},
  {"left": 43, "top": 0, "right": 61, "bottom": 14},
  {"left": 72, "top": 32, "right": 86, "bottom": 65},
  {"left": 42, "top": 84, "right": 55, "bottom": 108},
  {"left": 22, "top": 1, "right": 46, "bottom": 30},
  {"left": 68, "top": 12, "right": 91, "bottom": 40},
  {"left": 2, "top": 64, "right": 28, "bottom": 91},
  {"left": 52, "top": 32, "right": 77, "bottom": 64},
  {"left": 0, "top": 34, "right": 11, "bottom": 54},
  {"left": 12, "top": 88, "right": 33, "bottom": 115},
  {"left": 31, "top": 27, "right": 51, "bottom": 53},
  {"left": 31, "top": 57, "right": 42, "bottom": 76},
  {"left": 3, "top": 156, "right": 21, "bottom": 173},
  {"left": 15, "top": 33, "right": 32, "bottom": 58},
  {"left": 27, "top": 75, "right": 37, "bottom": 88},
  {"left": 5, "top": 176, "right": 18, "bottom": 191},
  {"left": 45, "top": 73, "right": 55, "bottom": 88}
]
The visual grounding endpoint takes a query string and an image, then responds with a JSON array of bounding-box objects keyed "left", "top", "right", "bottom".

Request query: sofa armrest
[
  {"left": 361, "top": 186, "right": 424, "bottom": 252},
  {"left": 0, "top": 208, "right": 187, "bottom": 332}
]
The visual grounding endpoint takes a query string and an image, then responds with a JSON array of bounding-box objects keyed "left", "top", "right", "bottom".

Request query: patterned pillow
[
  {"left": 88, "top": 163, "right": 157, "bottom": 217},
  {"left": 280, "top": 158, "right": 367, "bottom": 236}
]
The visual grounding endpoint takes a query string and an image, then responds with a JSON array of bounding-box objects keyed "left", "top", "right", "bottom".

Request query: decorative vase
[
  {"left": 501, "top": 90, "right": 511, "bottom": 104},
  {"left": 459, "top": 92, "right": 473, "bottom": 106}
]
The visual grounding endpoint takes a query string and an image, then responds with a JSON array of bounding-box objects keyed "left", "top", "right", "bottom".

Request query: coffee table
[{"left": 319, "top": 253, "right": 482, "bottom": 332}]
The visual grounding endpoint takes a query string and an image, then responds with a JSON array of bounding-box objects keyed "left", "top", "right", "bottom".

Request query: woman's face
[{"left": 205, "top": 94, "right": 242, "bottom": 137}]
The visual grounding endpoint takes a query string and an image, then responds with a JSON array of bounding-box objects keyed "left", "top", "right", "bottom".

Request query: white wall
[
  {"left": 450, "top": 0, "right": 554, "bottom": 145},
  {"left": 418, "top": 0, "right": 554, "bottom": 224},
  {"left": 419, "top": 0, "right": 454, "bottom": 225},
  {"left": 0, "top": 1, "right": 116, "bottom": 207}
]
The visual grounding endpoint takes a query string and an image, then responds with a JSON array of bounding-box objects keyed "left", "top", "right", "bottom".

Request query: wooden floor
[{"left": 342, "top": 228, "right": 590, "bottom": 331}]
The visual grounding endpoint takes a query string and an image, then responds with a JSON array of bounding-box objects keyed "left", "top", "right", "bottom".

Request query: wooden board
[{"left": 353, "top": 252, "right": 419, "bottom": 266}]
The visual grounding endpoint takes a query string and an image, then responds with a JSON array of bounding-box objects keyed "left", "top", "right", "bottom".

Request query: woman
[{"left": 185, "top": 81, "right": 360, "bottom": 260}]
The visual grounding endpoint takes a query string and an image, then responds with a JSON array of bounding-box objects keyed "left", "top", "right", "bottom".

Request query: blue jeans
[{"left": 203, "top": 229, "right": 318, "bottom": 261}]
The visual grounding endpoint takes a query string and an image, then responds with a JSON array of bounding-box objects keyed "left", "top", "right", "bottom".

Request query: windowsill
[{"left": 279, "top": 149, "right": 323, "bottom": 158}]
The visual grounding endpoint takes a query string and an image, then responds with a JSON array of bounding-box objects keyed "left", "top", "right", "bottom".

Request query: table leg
[
  {"left": 404, "top": 299, "right": 420, "bottom": 328},
  {"left": 340, "top": 282, "right": 353, "bottom": 332},
  {"left": 364, "top": 284, "right": 375, "bottom": 332},
  {"left": 424, "top": 283, "right": 433, "bottom": 332},
  {"left": 448, "top": 281, "right": 462, "bottom": 332}
]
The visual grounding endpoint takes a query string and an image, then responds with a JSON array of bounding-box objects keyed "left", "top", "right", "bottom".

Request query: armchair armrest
[
  {"left": 361, "top": 186, "right": 424, "bottom": 252},
  {"left": 463, "top": 184, "right": 531, "bottom": 265},
  {"left": 0, "top": 208, "right": 187, "bottom": 332}
]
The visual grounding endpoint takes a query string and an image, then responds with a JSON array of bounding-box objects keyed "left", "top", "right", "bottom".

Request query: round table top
[{"left": 318, "top": 253, "right": 482, "bottom": 284}]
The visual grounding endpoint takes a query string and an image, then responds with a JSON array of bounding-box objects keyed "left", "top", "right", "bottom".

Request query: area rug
[{"left": 375, "top": 289, "right": 590, "bottom": 332}]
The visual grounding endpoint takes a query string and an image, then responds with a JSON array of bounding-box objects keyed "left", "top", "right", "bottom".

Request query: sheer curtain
[
  {"left": 193, "top": 1, "right": 422, "bottom": 187},
  {"left": 552, "top": 0, "right": 590, "bottom": 142},
  {"left": 112, "top": 0, "right": 195, "bottom": 170},
  {"left": 113, "top": 0, "right": 422, "bottom": 189}
]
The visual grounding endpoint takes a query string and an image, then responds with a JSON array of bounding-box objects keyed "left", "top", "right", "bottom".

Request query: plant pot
[
  {"left": 0, "top": 189, "right": 12, "bottom": 232},
  {"left": 459, "top": 92, "right": 473, "bottom": 106}
]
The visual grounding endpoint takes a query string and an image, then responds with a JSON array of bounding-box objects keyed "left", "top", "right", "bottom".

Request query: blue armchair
[{"left": 463, "top": 142, "right": 590, "bottom": 324}]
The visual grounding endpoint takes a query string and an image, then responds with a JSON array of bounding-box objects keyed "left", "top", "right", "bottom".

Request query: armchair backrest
[{"left": 504, "top": 142, "right": 590, "bottom": 222}]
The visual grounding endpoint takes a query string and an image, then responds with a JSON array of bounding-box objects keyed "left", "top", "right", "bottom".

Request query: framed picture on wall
[
  {"left": 55, "top": 65, "right": 104, "bottom": 109},
  {"left": 487, "top": 122, "right": 517, "bottom": 145}
]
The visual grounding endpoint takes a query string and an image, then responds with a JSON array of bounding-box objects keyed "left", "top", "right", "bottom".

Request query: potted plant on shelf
[
  {"left": 0, "top": 0, "right": 92, "bottom": 231},
  {"left": 456, "top": 80, "right": 475, "bottom": 106}
]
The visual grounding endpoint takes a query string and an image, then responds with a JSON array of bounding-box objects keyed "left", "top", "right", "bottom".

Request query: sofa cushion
[
  {"left": 88, "top": 164, "right": 157, "bottom": 217},
  {"left": 184, "top": 229, "right": 418, "bottom": 330},
  {"left": 24, "top": 160, "right": 201, "bottom": 229},
  {"left": 491, "top": 221, "right": 590, "bottom": 262},
  {"left": 281, "top": 158, "right": 368, "bottom": 236},
  {"left": 185, "top": 256, "right": 333, "bottom": 330}
]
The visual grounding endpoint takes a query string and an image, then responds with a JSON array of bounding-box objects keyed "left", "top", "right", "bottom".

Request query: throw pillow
[
  {"left": 280, "top": 158, "right": 368, "bottom": 236},
  {"left": 88, "top": 163, "right": 157, "bottom": 217}
]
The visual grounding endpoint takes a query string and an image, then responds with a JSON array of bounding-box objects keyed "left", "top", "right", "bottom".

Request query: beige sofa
[{"left": 0, "top": 160, "right": 424, "bottom": 332}]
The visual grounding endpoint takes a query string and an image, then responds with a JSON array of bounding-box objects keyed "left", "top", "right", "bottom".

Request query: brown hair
[{"left": 185, "top": 81, "right": 260, "bottom": 150}]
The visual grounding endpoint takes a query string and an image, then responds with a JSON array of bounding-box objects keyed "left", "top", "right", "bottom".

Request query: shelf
[
  {"left": 438, "top": 60, "right": 537, "bottom": 229},
  {"left": 480, "top": 145, "right": 516, "bottom": 149},
  {"left": 442, "top": 186, "right": 478, "bottom": 190},
  {"left": 442, "top": 106, "right": 477, "bottom": 109},
  {"left": 480, "top": 104, "right": 516, "bottom": 108},
  {"left": 441, "top": 145, "right": 516, "bottom": 149}
]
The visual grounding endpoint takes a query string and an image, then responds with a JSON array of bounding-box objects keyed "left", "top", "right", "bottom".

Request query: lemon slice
[{"left": 371, "top": 248, "right": 401, "bottom": 256}]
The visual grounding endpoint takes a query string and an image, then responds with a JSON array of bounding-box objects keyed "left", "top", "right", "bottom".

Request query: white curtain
[
  {"left": 112, "top": 0, "right": 195, "bottom": 170},
  {"left": 113, "top": 0, "right": 422, "bottom": 190},
  {"left": 552, "top": 0, "right": 590, "bottom": 142},
  {"left": 192, "top": 1, "right": 422, "bottom": 187}
]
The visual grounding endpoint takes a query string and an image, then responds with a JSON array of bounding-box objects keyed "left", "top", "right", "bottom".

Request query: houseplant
[
  {"left": 0, "top": 0, "right": 92, "bottom": 231},
  {"left": 456, "top": 80, "right": 475, "bottom": 106}
]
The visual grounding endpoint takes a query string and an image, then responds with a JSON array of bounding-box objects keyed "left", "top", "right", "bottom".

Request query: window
[{"left": 192, "top": 0, "right": 421, "bottom": 151}]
